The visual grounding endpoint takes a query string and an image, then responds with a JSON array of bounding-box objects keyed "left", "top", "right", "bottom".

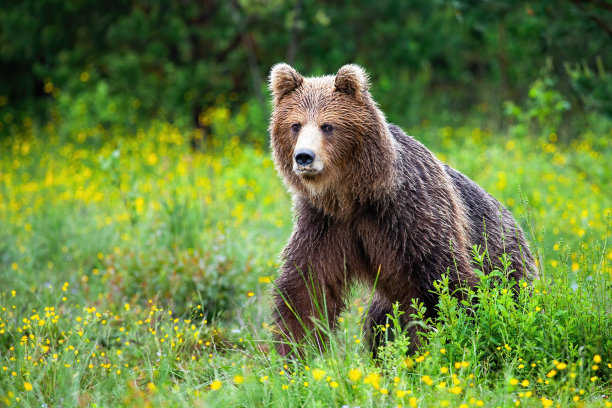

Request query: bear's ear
[
  {"left": 269, "top": 63, "right": 304, "bottom": 103},
  {"left": 334, "top": 64, "right": 369, "bottom": 101}
]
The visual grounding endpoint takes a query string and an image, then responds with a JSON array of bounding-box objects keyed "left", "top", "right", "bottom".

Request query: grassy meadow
[{"left": 0, "top": 116, "right": 611, "bottom": 407}]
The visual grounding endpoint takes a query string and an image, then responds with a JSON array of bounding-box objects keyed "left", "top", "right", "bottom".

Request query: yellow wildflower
[
  {"left": 311, "top": 368, "right": 326, "bottom": 381},
  {"left": 348, "top": 368, "right": 362, "bottom": 382}
]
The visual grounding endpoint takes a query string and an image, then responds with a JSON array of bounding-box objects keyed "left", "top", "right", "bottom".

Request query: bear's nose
[{"left": 294, "top": 149, "right": 315, "bottom": 166}]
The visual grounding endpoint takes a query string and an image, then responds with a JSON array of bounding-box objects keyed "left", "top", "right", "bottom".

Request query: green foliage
[
  {"left": 376, "top": 302, "right": 411, "bottom": 368},
  {"left": 425, "top": 244, "right": 612, "bottom": 382},
  {"left": 1, "top": 0, "right": 611, "bottom": 138},
  {"left": 504, "top": 73, "right": 571, "bottom": 138},
  {"left": 566, "top": 56, "right": 612, "bottom": 116}
]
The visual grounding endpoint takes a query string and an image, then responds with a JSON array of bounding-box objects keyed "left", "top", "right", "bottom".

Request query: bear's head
[{"left": 269, "top": 63, "right": 395, "bottom": 215}]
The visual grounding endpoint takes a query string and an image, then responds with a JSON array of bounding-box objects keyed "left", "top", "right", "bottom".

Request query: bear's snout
[
  {"left": 292, "top": 124, "right": 325, "bottom": 177},
  {"left": 294, "top": 149, "right": 315, "bottom": 167}
]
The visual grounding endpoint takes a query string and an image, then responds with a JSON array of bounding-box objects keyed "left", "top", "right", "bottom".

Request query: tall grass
[{"left": 0, "top": 120, "right": 610, "bottom": 407}]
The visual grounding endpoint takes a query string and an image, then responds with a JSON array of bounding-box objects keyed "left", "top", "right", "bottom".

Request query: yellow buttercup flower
[
  {"left": 348, "top": 368, "right": 362, "bottom": 382},
  {"left": 311, "top": 368, "right": 326, "bottom": 381}
]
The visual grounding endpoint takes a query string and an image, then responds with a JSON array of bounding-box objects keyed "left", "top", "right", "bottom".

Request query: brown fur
[{"left": 268, "top": 63, "right": 537, "bottom": 357}]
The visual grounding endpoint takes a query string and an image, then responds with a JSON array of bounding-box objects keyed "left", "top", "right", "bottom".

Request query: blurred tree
[{"left": 0, "top": 0, "right": 609, "bottom": 139}]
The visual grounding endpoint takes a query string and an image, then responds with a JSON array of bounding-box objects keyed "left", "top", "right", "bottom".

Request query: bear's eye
[
  {"left": 291, "top": 123, "right": 301, "bottom": 133},
  {"left": 321, "top": 124, "right": 334, "bottom": 133}
]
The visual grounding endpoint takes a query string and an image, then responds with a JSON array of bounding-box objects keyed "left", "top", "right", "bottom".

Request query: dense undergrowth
[{"left": 0, "top": 120, "right": 610, "bottom": 407}]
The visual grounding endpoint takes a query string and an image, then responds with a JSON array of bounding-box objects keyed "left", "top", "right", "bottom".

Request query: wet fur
[{"left": 269, "top": 64, "right": 537, "bottom": 357}]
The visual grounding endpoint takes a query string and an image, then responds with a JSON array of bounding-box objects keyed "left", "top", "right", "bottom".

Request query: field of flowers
[{"left": 0, "top": 118, "right": 611, "bottom": 407}]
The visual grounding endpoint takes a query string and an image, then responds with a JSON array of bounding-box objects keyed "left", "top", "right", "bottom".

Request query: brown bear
[{"left": 268, "top": 63, "right": 537, "bottom": 357}]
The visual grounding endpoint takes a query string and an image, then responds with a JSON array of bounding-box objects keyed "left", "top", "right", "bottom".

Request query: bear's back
[{"left": 388, "top": 124, "right": 535, "bottom": 280}]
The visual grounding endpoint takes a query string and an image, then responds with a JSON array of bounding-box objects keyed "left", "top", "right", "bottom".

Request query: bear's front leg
[
  {"left": 272, "top": 259, "right": 351, "bottom": 357},
  {"left": 271, "top": 215, "right": 353, "bottom": 357}
]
